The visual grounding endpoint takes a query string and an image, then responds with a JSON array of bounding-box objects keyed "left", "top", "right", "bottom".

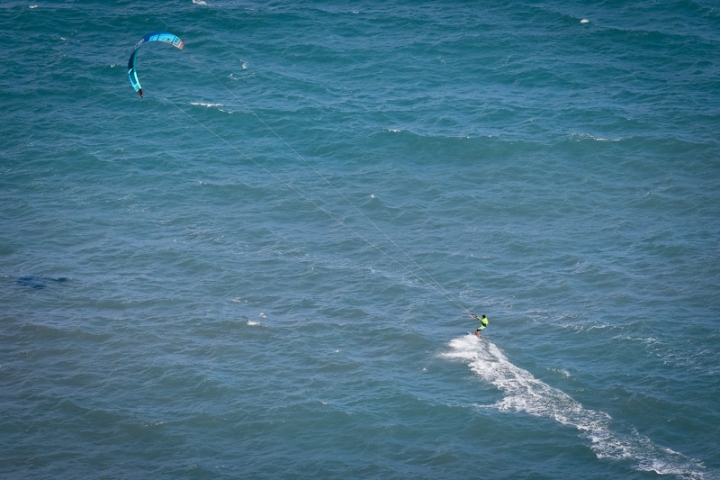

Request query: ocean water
[{"left": 1, "top": 0, "right": 719, "bottom": 478}]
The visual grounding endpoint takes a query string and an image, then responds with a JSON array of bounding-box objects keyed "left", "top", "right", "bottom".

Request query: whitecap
[
  {"left": 572, "top": 133, "right": 626, "bottom": 142},
  {"left": 581, "top": 19, "right": 589, "bottom": 24},
  {"left": 191, "top": 102, "right": 223, "bottom": 108},
  {"left": 247, "top": 320, "right": 261, "bottom": 326},
  {"left": 192, "top": 0, "right": 208, "bottom": 5}
]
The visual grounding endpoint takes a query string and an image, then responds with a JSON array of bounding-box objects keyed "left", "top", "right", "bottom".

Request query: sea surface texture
[{"left": 2, "top": 1, "right": 719, "bottom": 478}]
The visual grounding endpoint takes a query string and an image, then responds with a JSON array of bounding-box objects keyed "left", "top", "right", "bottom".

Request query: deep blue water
[{"left": 1, "top": 1, "right": 719, "bottom": 478}]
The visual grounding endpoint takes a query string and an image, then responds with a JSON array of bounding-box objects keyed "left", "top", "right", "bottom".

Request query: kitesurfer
[{"left": 470, "top": 314, "right": 488, "bottom": 338}]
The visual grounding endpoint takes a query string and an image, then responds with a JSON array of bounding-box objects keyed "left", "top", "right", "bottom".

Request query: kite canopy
[{"left": 127, "top": 32, "right": 185, "bottom": 98}]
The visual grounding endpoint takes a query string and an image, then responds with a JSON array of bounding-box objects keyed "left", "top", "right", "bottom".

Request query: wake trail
[{"left": 442, "top": 336, "right": 708, "bottom": 479}]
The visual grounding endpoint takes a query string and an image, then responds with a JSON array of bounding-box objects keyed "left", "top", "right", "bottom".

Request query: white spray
[{"left": 442, "top": 336, "right": 707, "bottom": 479}]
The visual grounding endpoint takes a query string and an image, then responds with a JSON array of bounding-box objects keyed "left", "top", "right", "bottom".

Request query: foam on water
[
  {"left": 190, "top": 102, "right": 223, "bottom": 108},
  {"left": 442, "top": 336, "right": 707, "bottom": 478}
]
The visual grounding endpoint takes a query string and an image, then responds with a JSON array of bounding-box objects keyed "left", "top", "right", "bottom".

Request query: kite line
[{"left": 128, "top": 32, "right": 474, "bottom": 316}]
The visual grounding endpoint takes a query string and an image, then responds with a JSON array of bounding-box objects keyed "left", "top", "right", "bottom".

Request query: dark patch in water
[{"left": 16, "top": 276, "right": 69, "bottom": 290}]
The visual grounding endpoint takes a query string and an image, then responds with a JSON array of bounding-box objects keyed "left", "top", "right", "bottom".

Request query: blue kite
[{"left": 127, "top": 32, "right": 185, "bottom": 98}]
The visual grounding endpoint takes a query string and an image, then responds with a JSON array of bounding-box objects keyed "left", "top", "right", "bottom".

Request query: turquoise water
[{"left": 2, "top": 1, "right": 719, "bottom": 478}]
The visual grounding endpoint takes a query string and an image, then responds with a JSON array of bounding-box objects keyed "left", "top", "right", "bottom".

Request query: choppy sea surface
[{"left": 2, "top": 1, "right": 719, "bottom": 478}]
